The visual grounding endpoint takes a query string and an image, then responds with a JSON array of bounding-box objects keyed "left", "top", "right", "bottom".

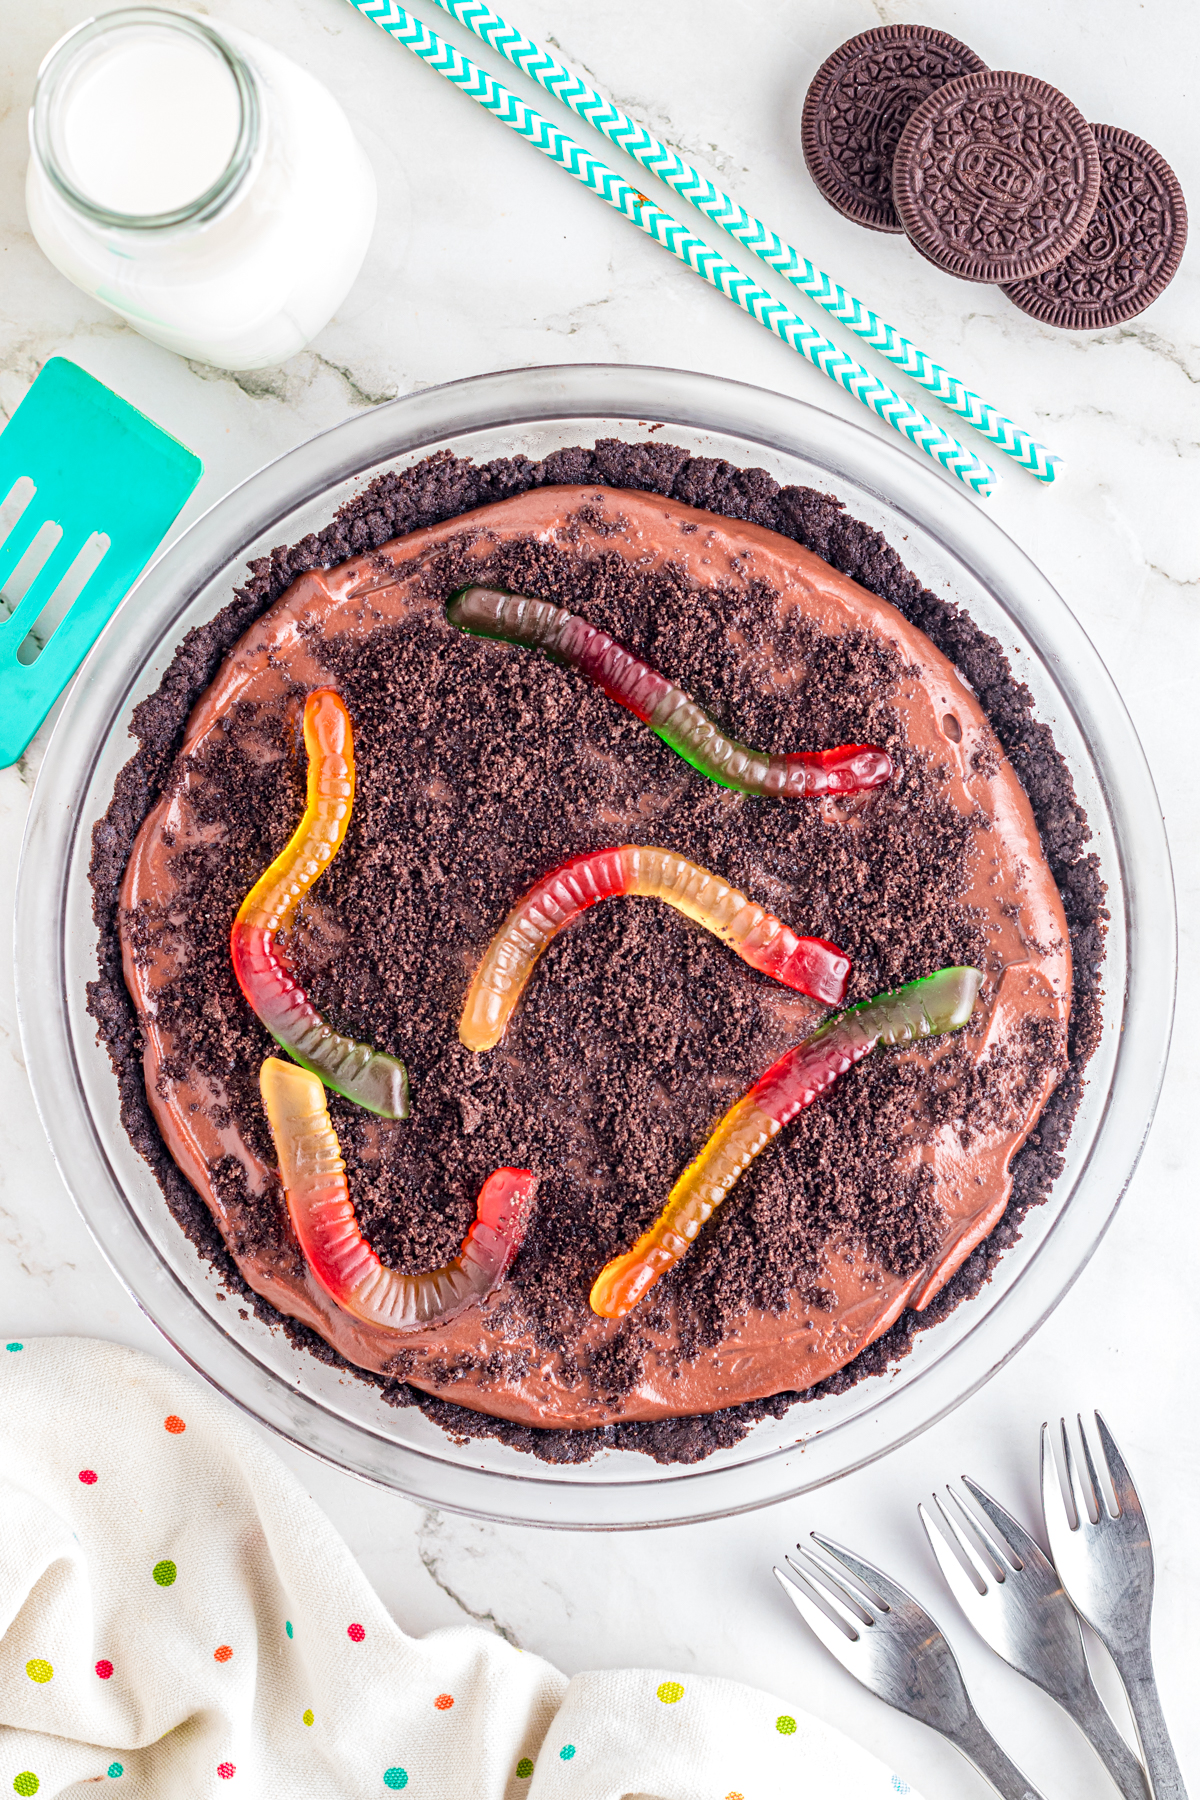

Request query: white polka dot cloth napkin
[{"left": 0, "top": 1338, "right": 920, "bottom": 1799}]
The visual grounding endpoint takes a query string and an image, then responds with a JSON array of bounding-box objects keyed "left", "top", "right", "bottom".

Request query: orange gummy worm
[
  {"left": 231, "top": 689, "right": 409, "bottom": 1118},
  {"left": 460, "top": 844, "right": 850, "bottom": 1052}
]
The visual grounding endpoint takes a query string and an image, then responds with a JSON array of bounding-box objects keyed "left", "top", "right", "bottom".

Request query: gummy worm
[
  {"left": 447, "top": 585, "right": 892, "bottom": 800},
  {"left": 460, "top": 844, "right": 851, "bottom": 1053},
  {"left": 260, "top": 1056, "right": 534, "bottom": 1331},
  {"left": 589, "top": 965, "right": 983, "bottom": 1319},
  {"left": 231, "top": 689, "right": 410, "bottom": 1119}
]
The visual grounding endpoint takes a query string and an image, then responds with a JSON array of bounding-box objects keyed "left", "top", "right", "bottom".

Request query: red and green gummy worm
[{"left": 446, "top": 585, "right": 892, "bottom": 800}]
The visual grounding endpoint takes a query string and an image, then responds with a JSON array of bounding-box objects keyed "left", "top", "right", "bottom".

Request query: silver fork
[
  {"left": 775, "top": 1533, "right": 1046, "bottom": 1800},
  {"left": 920, "top": 1477, "right": 1147, "bottom": 1800},
  {"left": 1041, "top": 1414, "right": 1188, "bottom": 1800}
]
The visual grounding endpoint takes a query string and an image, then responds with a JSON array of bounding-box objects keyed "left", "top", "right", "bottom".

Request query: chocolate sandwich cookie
[
  {"left": 801, "top": 25, "right": 987, "bottom": 234},
  {"left": 892, "top": 70, "right": 1101, "bottom": 283},
  {"left": 1003, "top": 125, "right": 1187, "bottom": 329}
]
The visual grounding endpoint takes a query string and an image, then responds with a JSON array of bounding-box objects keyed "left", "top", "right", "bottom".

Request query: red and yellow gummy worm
[
  {"left": 260, "top": 1057, "right": 534, "bottom": 1330},
  {"left": 459, "top": 844, "right": 851, "bottom": 1053}
]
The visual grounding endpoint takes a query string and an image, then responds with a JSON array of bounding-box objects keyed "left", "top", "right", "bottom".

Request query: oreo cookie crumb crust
[
  {"left": 893, "top": 71, "right": 1102, "bottom": 284},
  {"left": 1003, "top": 124, "right": 1188, "bottom": 328},
  {"left": 88, "top": 441, "right": 1106, "bottom": 1466},
  {"left": 802, "top": 25, "right": 987, "bottom": 234}
]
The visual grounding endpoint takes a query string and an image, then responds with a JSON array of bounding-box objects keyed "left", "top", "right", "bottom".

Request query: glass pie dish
[{"left": 15, "top": 363, "right": 1175, "bottom": 1528}]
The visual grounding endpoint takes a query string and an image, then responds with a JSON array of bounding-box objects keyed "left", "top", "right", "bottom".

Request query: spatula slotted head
[{"left": 0, "top": 357, "right": 201, "bottom": 765}]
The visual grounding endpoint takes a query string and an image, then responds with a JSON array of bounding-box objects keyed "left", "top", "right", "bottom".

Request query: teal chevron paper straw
[
  {"left": 426, "top": 0, "right": 1062, "bottom": 487},
  {"left": 347, "top": 0, "right": 999, "bottom": 498}
]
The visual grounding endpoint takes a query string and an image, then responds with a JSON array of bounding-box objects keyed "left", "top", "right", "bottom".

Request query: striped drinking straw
[
  {"left": 426, "top": 0, "right": 1063, "bottom": 486},
  {"left": 347, "top": 0, "right": 1001, "bottom": 498},
  {"left": 425, "top": 0, "right": 1064, "bottom": 487}
]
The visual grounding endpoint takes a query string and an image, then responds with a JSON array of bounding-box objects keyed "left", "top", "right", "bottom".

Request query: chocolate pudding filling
[{"left": 89, "top": 443, "right": 1105, "bottom": 1465}]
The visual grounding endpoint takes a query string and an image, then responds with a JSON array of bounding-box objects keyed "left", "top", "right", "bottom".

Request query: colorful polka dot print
[
  {"left": 5, "top": 1342, "right": 22, "bottom": 1352},
  {"left": 2, "top": 1345, "right": 917, "bottom": 1800}
]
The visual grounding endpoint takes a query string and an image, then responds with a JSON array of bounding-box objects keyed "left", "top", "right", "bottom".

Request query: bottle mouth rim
[{"left": 30, "top": 5, "right": 260, "bottom": 231}]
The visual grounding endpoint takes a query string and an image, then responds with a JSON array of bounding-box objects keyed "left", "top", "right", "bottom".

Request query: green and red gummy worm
[
  {"left": 590, "top": 965, "right": 983, "bottom": 1318},
  {"left": 230, "top": 689, "right": 410, "bottom": 1119},
  {"left": 446, "top": 585, "right": 893, "bottom": 800}
]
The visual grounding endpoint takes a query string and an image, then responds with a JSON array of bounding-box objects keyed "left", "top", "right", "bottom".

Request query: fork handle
[
  {"left": 1070, "top": 1685, "right": 1151, "bottom": 1800},
  {"left": 1110, "top": 1649, "right": 1189, "bottom": 1800},
  {"left": 950, "top": 1710, "right": 1047, "bottom": 1800}
]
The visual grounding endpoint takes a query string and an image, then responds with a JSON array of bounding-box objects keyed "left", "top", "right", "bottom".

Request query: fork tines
[
  {"left": 1046, "top": 1411, "right": 1142, "bottom": 1530},
  {"left": 774, "top": 1530, "right": 1053, "bottom": 1797},
  {"left": 778, "top": 1539, "right": 884, "bottom": 1635},
  {"left": 775, "top": 1534, "right": 971, "bottom": 1729},
  {"left": 774, "top": 1547, "right": 866, "bottom": 1648},
  {"left": 922, "top": 1483, "right": 1019, "bottom": 1593}
]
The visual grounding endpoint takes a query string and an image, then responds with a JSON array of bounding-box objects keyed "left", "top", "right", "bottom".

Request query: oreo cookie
[
  {"left": 1003, "top": 125, "right": 1188, "bottom": 328},
  {"left": 891, "top": 70, "right": 1101, "bottom": 283},
  {"left": 801, "top": 25, "right": 987, "bottom": 234}
]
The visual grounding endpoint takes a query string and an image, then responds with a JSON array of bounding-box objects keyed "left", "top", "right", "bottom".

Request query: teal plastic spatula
[{"left": 0, "top": 357, "right": 202, "bottom": 766}]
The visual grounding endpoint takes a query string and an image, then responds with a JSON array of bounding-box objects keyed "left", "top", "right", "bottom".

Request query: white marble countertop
[{"left": 3, "top": 3, "right": 1198, "bottom": 1795}]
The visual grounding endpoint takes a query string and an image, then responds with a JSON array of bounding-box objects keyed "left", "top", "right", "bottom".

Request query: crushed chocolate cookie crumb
[{"left": 87, "top": 442, "right": 1105, "bottom": 1466}]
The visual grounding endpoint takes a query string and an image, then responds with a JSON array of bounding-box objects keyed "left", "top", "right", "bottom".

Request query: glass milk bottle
[{"left": 26, "top": 6, "right": 377, "bottom": 371}]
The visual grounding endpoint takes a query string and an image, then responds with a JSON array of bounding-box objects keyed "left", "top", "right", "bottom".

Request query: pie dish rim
[{"left": 15, "top": 362, "right": 1174, "bottom": 1528}]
